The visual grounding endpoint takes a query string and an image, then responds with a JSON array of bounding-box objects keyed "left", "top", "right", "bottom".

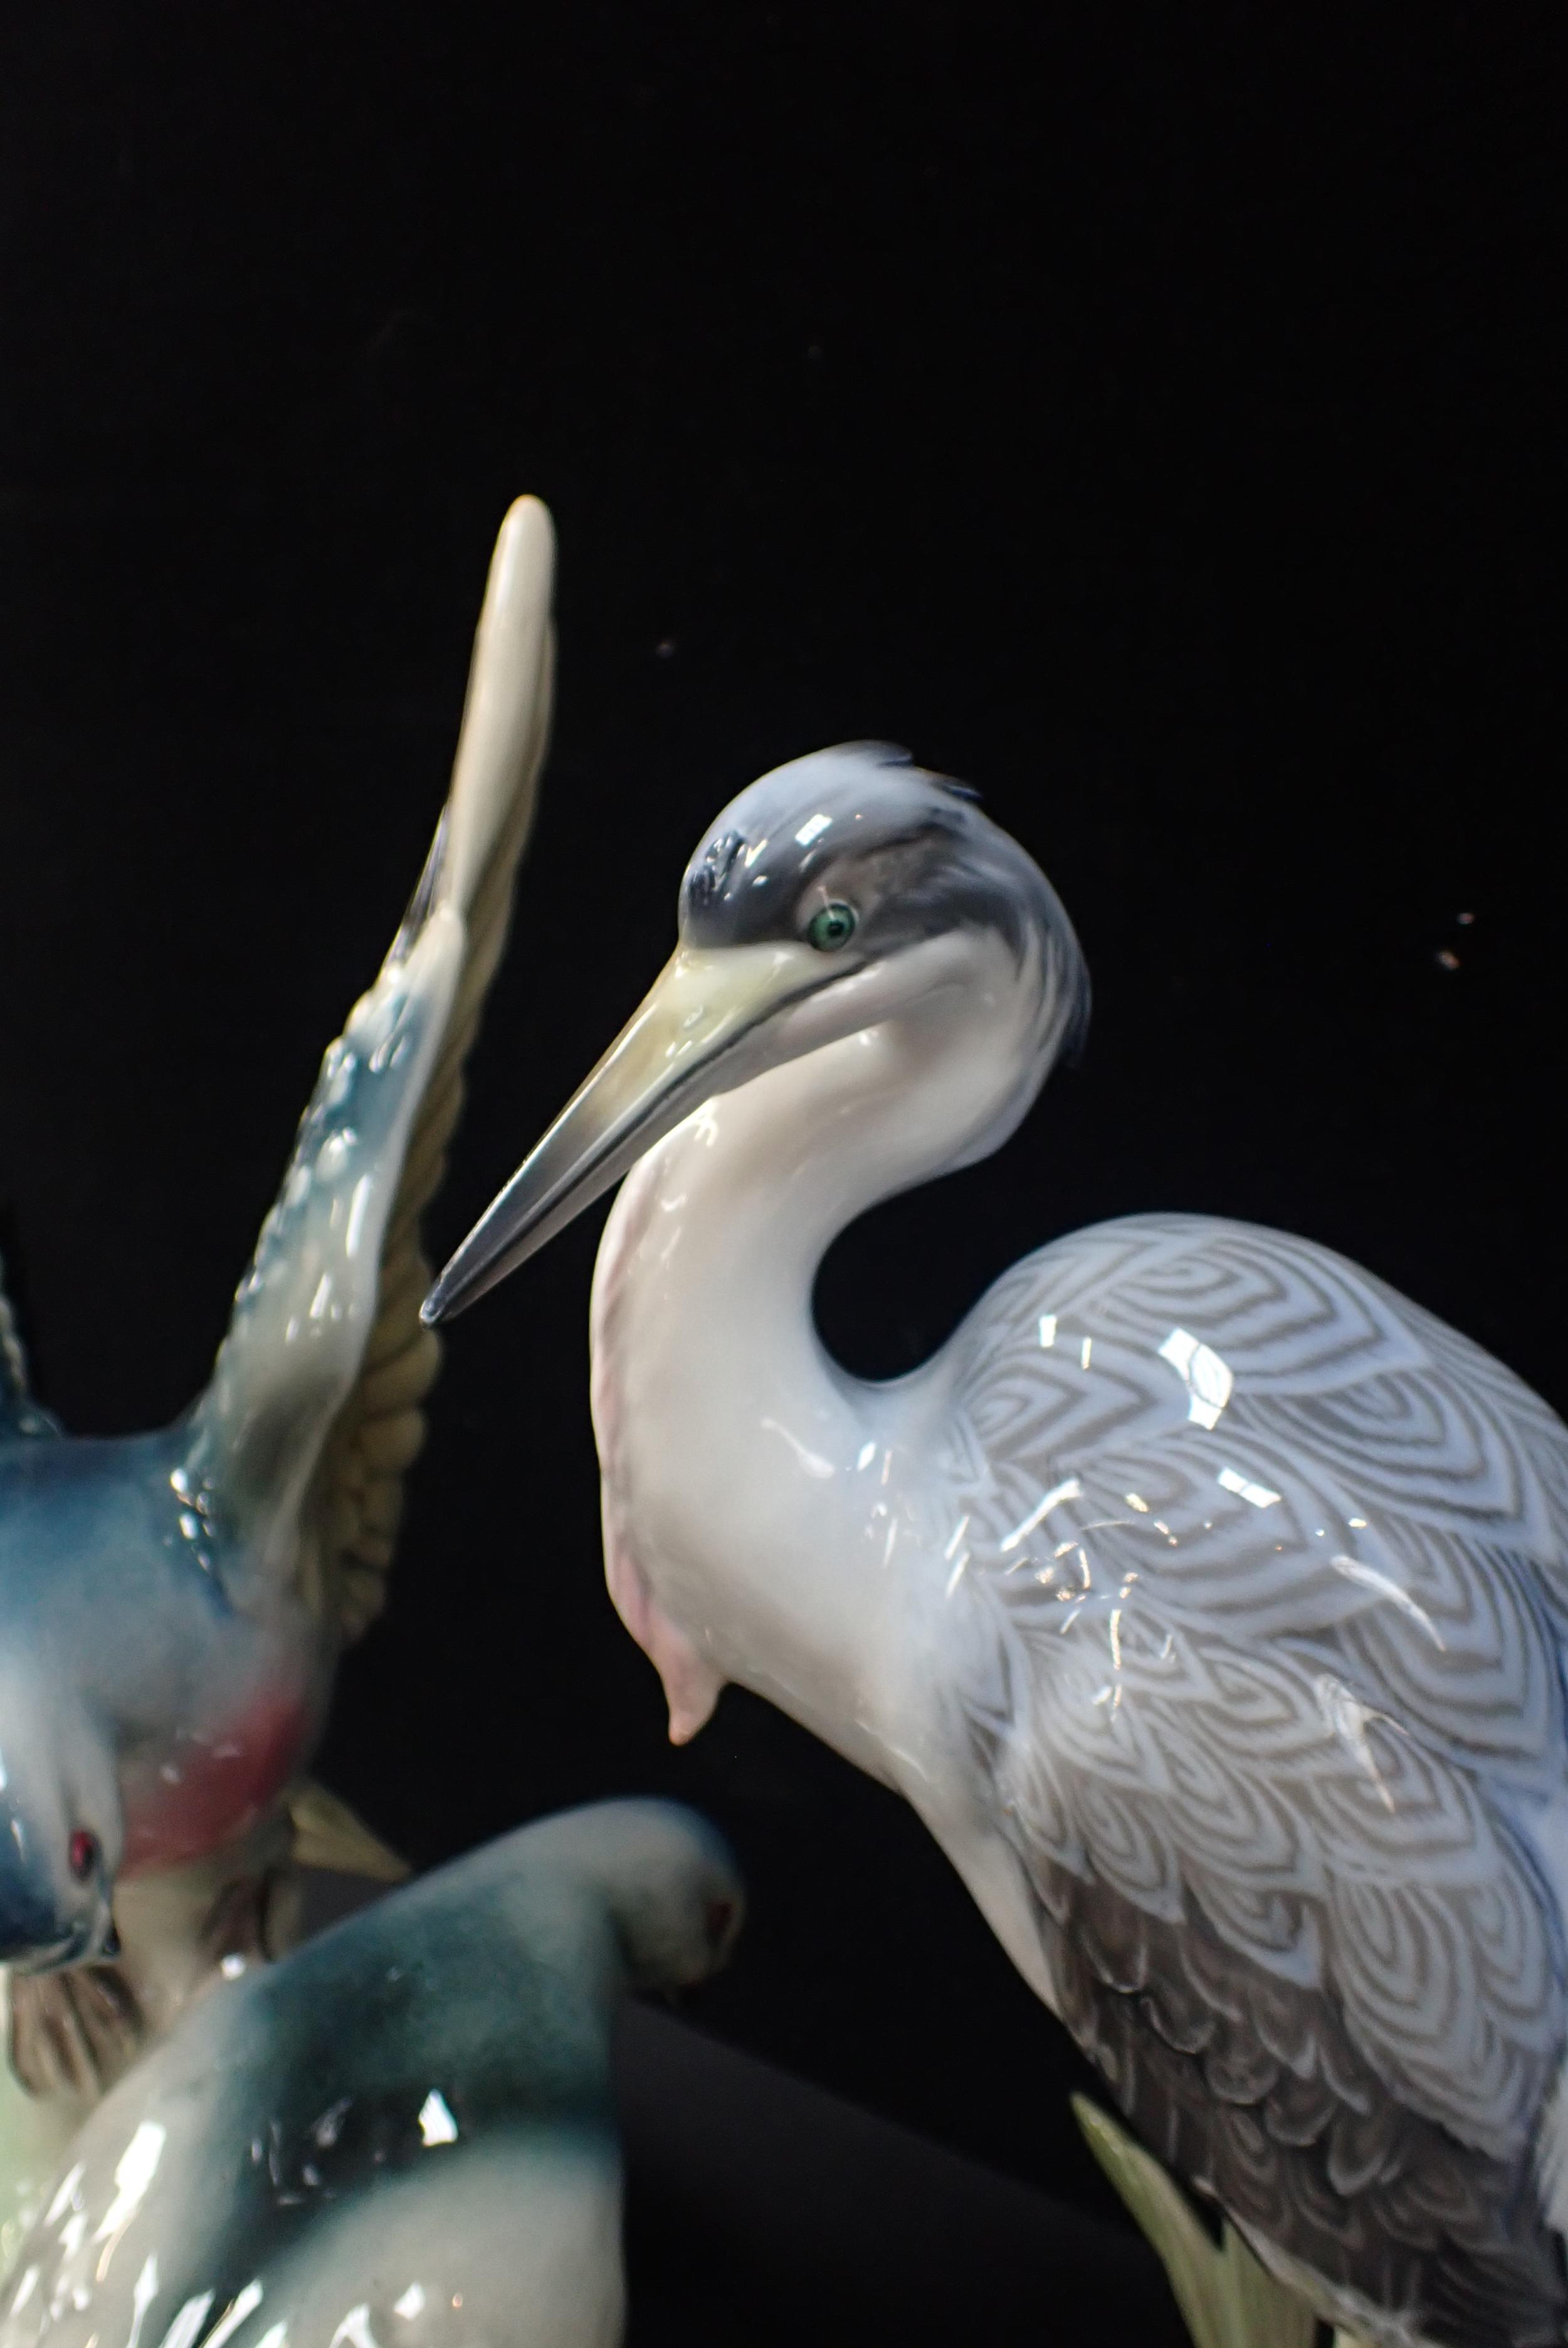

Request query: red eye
[{"left": 69, "top": 1831, "right": 98, "bottom": 1883}]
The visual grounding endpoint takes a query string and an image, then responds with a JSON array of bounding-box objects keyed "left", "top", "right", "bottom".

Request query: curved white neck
[{"left": 589, "top": 931, "right": 1051, "bottom": 1769}]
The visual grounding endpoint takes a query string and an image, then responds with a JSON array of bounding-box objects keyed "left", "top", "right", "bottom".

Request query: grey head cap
[{"left": 680, "top": 741, "right": 1090, "bottom": 1052}]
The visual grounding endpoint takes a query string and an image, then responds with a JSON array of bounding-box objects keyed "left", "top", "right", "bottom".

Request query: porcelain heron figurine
[
  {"left": 0, "top": 1799, "right": 742, "bottom": 2348},
  {"left": 429, "top": 744, "right": 1568, "bottom": 2348},
  {"left": 0, "top": 498, "right": 554, "bottom": 2142}
]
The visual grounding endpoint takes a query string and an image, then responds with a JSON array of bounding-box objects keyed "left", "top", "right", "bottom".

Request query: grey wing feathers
[
  {"left": 186, "top": 499, "right": 554, "bottom": 1635},
  {"left": 945, "top": 1212, "right": 1568, "bottom": 2345}
]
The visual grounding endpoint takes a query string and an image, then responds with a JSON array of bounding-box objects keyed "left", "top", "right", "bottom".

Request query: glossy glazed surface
[
  {"left": 437, "top": 745, "right": 1568, "bottom": 2348},
  {"left": 0, "top": 502, "right": 554, "bottom": 2143},
  {"left": 0, "top": 1801, "right": 742, "bottom": 2348}
]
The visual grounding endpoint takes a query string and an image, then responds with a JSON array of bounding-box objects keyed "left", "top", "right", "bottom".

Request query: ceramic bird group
[{"left": 4, "top": 507, "right": 1563, "bottom": 2348}]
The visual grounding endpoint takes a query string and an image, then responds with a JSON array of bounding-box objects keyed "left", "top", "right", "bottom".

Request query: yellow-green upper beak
[{"left": 423, "top": 940, "right": 834, "bottom": 1323}]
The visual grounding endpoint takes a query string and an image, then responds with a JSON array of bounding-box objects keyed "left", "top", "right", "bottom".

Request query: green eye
[{"left": 806, "top": 901, "right": 858, "bottom": 952}]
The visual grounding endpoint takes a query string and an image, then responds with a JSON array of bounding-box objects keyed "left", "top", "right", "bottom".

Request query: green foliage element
[{"left": 1073, "top": 2097, "right": 1373, "bottom": 2348}]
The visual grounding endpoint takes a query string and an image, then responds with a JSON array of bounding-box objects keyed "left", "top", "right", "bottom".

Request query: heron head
[
  {"left": 0, "top": 1676, "right": 123, "bottom": 1971},
  {"left": 424, "top": 742, "right": 1087, "bottom": 1321}
]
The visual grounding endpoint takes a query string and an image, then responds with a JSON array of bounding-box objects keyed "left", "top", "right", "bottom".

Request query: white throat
[{"left": 588, "top": 928, "right": 1052, "bottom": 1776}]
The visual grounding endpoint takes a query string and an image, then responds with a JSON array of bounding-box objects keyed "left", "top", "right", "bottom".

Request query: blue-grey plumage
[
  {"left": 0, "top": 1800, "right": 743, "bottom": 2348},
  {"left": 430, "top": 744, "right": 1568, "bottom": 2348},
  {"left": 0, "top": 500, "right": 554, "bottom": 2093}
]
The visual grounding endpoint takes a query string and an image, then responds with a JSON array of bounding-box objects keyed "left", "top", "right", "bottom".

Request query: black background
[{"left": 1, "top": 0, "right": 1565, "bottom": 2259}]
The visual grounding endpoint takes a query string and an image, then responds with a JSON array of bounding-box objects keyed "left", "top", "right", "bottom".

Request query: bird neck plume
[{"left": 590, "top": 929, "right": 1056, "bottom": 1762}]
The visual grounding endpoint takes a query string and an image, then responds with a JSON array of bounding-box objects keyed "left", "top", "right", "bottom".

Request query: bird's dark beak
[{"left": 424, "top": 941, "right": 833, "bottom": 1323}]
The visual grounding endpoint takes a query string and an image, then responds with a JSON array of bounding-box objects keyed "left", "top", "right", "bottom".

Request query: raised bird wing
[
  {"left": 0, "top": 1258, "right": 58, "bottom": 1441},
  {"left": 942, "top": 1211, "right": 1568, "bottom": 2347},
  {"left": 182, "top": 497, "right": 555, "bottom": 1639}
]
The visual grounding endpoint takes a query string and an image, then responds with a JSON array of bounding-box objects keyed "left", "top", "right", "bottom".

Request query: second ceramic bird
[
  {"left": 0, "top": 1799, "right": 742, "bottom": 2348},
  {"left": 0, "top": 496, "right": 554, "bottom": 2086}
]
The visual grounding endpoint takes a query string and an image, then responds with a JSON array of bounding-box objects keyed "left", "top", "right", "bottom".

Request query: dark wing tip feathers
[{"left": 1030, "top": 1849, "right": 1567, "bottom": 2348}]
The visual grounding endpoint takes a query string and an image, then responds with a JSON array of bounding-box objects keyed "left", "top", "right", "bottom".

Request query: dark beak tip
[
  {"left": 421, "top": 1264, "right": 470, "bottom": 1327},
  {"left": 424, "top": 1222, "right": 530, "bottom": 1327}
]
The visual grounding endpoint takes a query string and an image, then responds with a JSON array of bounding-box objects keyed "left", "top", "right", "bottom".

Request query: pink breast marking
[{"left": 120, "top": 1684, "right": 313, "bottom": 1876}]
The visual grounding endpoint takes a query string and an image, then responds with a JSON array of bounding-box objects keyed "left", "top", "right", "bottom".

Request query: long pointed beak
[{"left": 423, "top": 941, "right": 836, "bottom": 1323}]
